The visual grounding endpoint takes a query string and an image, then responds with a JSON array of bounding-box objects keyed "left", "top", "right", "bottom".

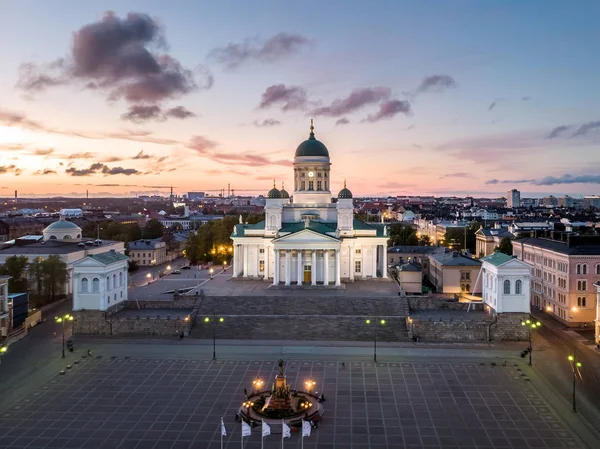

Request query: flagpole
[
  {"left": 261, "top": 419, "right": 264, "bottom": 449},
  {"left": 220, "top": 417, "right": 223, "bottom": 449},
  {"left": 301, "top": 420, "right": 304, "bottom": 449},
  {"left": 241, "top": 420, "right": 243, "bottom": 449},
  {"left": 281, "top": 419, "right": 284, "bottom": 449}
]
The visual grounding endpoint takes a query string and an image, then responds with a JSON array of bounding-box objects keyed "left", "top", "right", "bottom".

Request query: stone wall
[
  {"left": 407, "top": 311, "right": 530, "bottom": 342},
  {"left": 124, "top": 298, "right": 197, "bottom": 309},
  {"left": 73, "top": 310, "right": 192, "bottom": 336},
  {"left": 191, "top": 315, "right": 408, "bottom": 342},
  {"left": 408, "top": 296, "right": 484, "bottom": 312}
]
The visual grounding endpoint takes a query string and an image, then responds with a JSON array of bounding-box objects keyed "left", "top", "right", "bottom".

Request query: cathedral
[{"left": 231, "top": 122, "right": 389, "bottom": 286}]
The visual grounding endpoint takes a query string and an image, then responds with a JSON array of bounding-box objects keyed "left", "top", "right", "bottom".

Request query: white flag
[
  {"left": 262, "top": 421, "right": 271, "bottom": 438},
  {"left": 221, "top": 418, "right": 227, "bottom": 436},
  {"left": 282, "top": 421, "right": 291, "bottom": 439},
  {"left": 242, "top": 421, "right": 251, "bottom": 437},
  {"left": 302, "top": 420, "right": 311, "bottom": 438}
]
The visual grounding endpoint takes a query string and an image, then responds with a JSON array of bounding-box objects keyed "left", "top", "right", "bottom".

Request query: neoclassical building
[{"left": 231, "top": 122, "right": 389, "bottom": 286}]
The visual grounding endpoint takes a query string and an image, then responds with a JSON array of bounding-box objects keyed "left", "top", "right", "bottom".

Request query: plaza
[{"left": 0, "top": 347, "right": 590, "bottom": 449}]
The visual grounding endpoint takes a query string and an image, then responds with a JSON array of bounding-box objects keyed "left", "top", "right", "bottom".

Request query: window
[
  {"left": 317, "top": 172, "right": 322, "bottom": 177},
  {"left": 106, "top": 276, "right": 111, "bottom": 290},
  {"left": 259, "top": 248, "right": 265, "bottom": 254},
  {"left": 325, "top": 172, "right": 328, "bottom": 178},
  {"left": 460, "top": 271, "right": 470, "bottom": 281},
  {"left": 119, "top": 272, "right": 123, "bottom": 286},
  {"left": 577, "top": 297, "right": 586, "bottom": 308},
  {"left": 355, "top": 249, "right": 362, "bottom": 254},
  {"left": 515, "top": 280, "right": 522, "bottom": 294},
  {"left": 259, "top": 260, "right": 265, "bottom": 272},
  {"left": 300, "top": 172, "right": 305, "bottom": 177},
  {"left": 596, "top": 264, "right": 600, "bottom": 275},
  {"left": 120, "top": 291, "right": 123, "bottom": 298},
  {"left": 576, "top": 264, "right": 581, "bottom": 274},
  {"left": 107, "top": 296, "right": 110, "bottom": 304},
  {"left": 503, "top": 279, "right": 511, "bottom": 294},
  {"left": 582, "top": 264, "right": 588, "bottom": 275},
  {"left": 355, "top": 260, "right": 361, "bottom": 273},
  {"left": 301, "top": 181, "right": 305, "bottom": 190},
  {"left": 317, "top": 181, "right": 322, "bottom": 191},
  {"left": 308, "top": 181, "right": 314, "bottom": 191},
  {"left": 577, "top": 280, "right": 587, "bottom": 291},
  {"left": 92, "top": 278, "right": 99, "bottom": 292},
  {"left": 113, "top": 274, "right": 116, "bottom": 289},
  {"left": 81, "top": 278, "right": 88, "bottom": 293}
]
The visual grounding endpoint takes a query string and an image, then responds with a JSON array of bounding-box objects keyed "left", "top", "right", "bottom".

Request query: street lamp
[
  {"left": 520, "top": 319, "right": 541, "bottom": 366},
  {"left": 365, "top": 318, "right": 386, "bottom": 363},
  {"left": 252, "top": 377, "right": 264, "bottom": 393},
  {"left": 204, "top": 316, "right": 224, "bottom": 360},
  {"left": 304, "top": 378, "right": 316, "bottom": 394},
  {"left": 568, "top": 353, "right": 583, "bottom": 413},
  {"left": 209, "top": 268, "right": 214, "bottom": 279},
  {"left": 55, "top": 313, "right": 74, "bottom": 358},
  {"left": 223, "top": 261, "right": 228, "bottom": 270},
  {"left": 0, "top": 345, "right": 7, "bottom": 364}
]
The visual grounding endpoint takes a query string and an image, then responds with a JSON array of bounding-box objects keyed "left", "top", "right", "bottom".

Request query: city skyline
[{"left": 1, "top": 1, "right": 600, "bottom": 198}]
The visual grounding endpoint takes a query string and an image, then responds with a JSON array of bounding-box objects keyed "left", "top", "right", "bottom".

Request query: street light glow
[
  {"left": 219, "top": 317, "right": 224, "bottom": 322},
  {"left": 568, "top": 355, "right": 574, "bottom": 361},
  {"left": 146, "top": 273, "right": 151, "bottom": 278},
  {"left": 365, "top": 319, "right": 371, "bottom": 324},
  {"left": 380, "top": 319, "right": 386, "bottom": 325},
  {"left": 204, "top": 317, "right": 210, "bottom": 323},
  {"left": 0, "top": 346, "right": 7, "bottom": 353}
]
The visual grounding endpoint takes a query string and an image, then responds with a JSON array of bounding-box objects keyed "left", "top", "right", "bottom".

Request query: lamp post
[
  {"left": 252, "top": 377, "right": 264, "bottom": 393},
  {"left": 204, "top": 315, "right": 224, "bottom": 360},
  {"left": 0, "top": 345, "right": 6, "bottom": 365},
  {"left": 209, "top": 268, "right": 214, "bottom": 279},
  {"left": 568, "top": 353, "right": 583, "bottom": 413},
  {"left": 365, "top": 318, "right": 386, "bottom": 363},
  {"left": 304, "top": 378, "right": 316, "bottom": 394},
  {"left": 520, "top": 319, "right": 541, "bottom": 366},
  {"left": 55, "top": 313, "right": 74, "bottom": 358}
]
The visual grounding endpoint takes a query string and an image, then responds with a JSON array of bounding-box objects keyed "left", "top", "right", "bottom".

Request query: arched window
[
  {"left": 461, "top": 284, "right": 465, "bottom": 292},
  {"left": 113, "top": 274, "right": 116, "bottom": 288},
  {"left": 596, "top": 264, "right": 600, "bottom": 275},
  {"left": 503, "top": 279, "right": 511, "bottom": 294},
  {"left": 466, "top": 284, "right": 470, "bottom": 292},
  {"left": 119, "top": 272, "right": 123, "bottom": 286},
  {"left": 106, "top": 276, "right": 111, "bottom": 290},
  {"left": 576, "top": 264, "right": 581, "bottom": 274},
  {"left": 582, "top": 264, "right": 587, "bottom": 275},
  {"left": 515, "top": 279, "right": 522, "bottom": 294},
  {"left": 49, "top": 235, "right": 57, "bottom": 240},
  {"left": 92, "top": 278, "right": 100, "bottom": 292},
  {"left": 81, "top": 277, "right": 88, "bottom": 293},
  {"left": 76, "top": 234, "right": 81, "bottom": 239},
  {"left": 63, "top": 235, "right": 71, "bottom": 240}
]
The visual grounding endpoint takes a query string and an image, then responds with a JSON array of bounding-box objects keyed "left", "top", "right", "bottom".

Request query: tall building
[
  {"left": 512, "top": 236, "right": 600, "bottom": 327},
  {"left": 231, "top": 122, "right": 389, "bottom": 285},
  {"left": 506, "top": 189, "right": 520, "bottom": 208}
]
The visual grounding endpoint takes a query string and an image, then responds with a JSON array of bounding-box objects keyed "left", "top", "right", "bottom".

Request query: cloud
[
  {"left": 522, "top": 96, "right": 531, "bottom": 101},
  {"left": 187, "top": 135, "right": 219, "bottom": 154},
  {"left": 31, "top": 148, "right": 54, "bottom": 156},
  {"left": 439, "top": 172, "right": 474, "bottom": 179},
  {"left": 17, "top": 11, "right": 208, "bottom": 103},
  {"left": 132, "top": 150, "right": 152, "bottom": 160},
  {"left": 33, "top": 169, "right": 57, "bottom": 175},
  {"left": 363, "top": 100, "right": 411, "bottom": 123},
  {"left": 121, "top": 105, "right": 162, "bottom": 123},
  {"left": 416, "top": 75, "right": 457, "bottom": 93},
  {"left": 163, "top": 106, "right": 195, "bottom": 120},
  {"left": 65, "top": 162, "right": 141, "bottom": 176},
  {"left": 571, "top": 121, "right": 600, "bottom": 138},
  {"left": 485, "top": 179, "right": 499, "bottom": 185},
  {"left": 335, "top": 118, "right": 350, "bottom": 126},
  {"left": 534, "top": 174, "right": 600, "bottom": 185},
  {"left": 101, "top": 156, "right": 124, "bottom": 162},
  {"left": 546, "top": 125, "right": 571, "bottom": 139},
  {"left": 258, "top": 84, "right": 307, "bottom": 111},
  {"left": 209, "top": 32, "right": 310, "bottom": 69},
  {"left": 253, "top": 118, "right": 281, "bottom": 127},
  {"left": 0, "top": 165, "right": 23, "bottom": 175},
  {"left": 487, "top": 100, "right": 499, "bottom": 112},
  {"left": 311, "top": 87, "right": 391, "bottom": 117},
  {"left": 0, "top": 143, "right": 26, "bottom": 151}
]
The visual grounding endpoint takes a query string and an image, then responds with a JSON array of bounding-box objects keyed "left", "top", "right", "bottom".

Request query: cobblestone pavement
[{"left": 0, "top": 357, "right": 588, "bottom": 449}]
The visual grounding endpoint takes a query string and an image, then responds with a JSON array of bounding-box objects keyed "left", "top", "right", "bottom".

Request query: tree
[
  {"left": 42, "top": 255, "right": 69, "bottom": 304},
  {"left": 184, "top": 233, "right": 203, "bottom": 265},
  {"left": 418, "top": 235, "right": 431, "bottom": 246},
  {"left": 143, "top": 219, "right": 164, "bottom": 239},
  {"left": 28, "top": 257, "right": 45, "bottom": 298},
  {"left": 497, "top": 237, "right": 513, "bottom": 256},
  {"left": 0, "top": 255, "right": 29, "bottom": 292},
  {"left": 128, "top": 260, "right": 139, "bottom": 273}
]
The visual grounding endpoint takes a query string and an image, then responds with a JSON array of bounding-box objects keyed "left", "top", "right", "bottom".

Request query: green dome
[
  {"left": 279, "top": 182, "right": 290, "bottom": 198},
  {"left": 267, "top": 180, "right": 281, "bottom": 199},
  {"left": 338, "top": 180, "right": 353, "bottom": 199},
  {"left": 294, "top": 120, "right": 329, "bottom": 158},
  {"left": 45, "top": 219, "right": 81, "bottom": 230}
]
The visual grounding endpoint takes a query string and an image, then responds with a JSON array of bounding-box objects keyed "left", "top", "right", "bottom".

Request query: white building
[
  {"left": 480, "top": 251, "right": 531, "bottom": 314},
  {"left": 506, "top": 189, "right": 521, "bottom": 208},
  {"left": 0, "top": 276, "right": 9, "bottom": 337},
  {"left": 595, "top": 282, "right": 600, "bottom": 346},
  {"left": 72, "top": 250, "right": 129, "bottom": 311},
  {"left": 231, "top": 122, "right": 389, "bottom": 285}
]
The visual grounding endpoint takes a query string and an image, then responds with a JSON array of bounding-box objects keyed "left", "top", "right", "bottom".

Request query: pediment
[
  {"left": 73, "top": 256, "right": 105, "bottom": 267},
  {"left": 274, "top": 229, "right": 338, "bottom": 243}
]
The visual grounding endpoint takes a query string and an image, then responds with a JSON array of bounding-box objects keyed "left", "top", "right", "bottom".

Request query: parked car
[
  {"left": 200, "top": 264, "right": 209, "bottom": 269},
  {"left": 181, "top": 266, "right": 191, "bottom": 270},
  {"left": 172, "top": 270, "right": 181, "bottom": 274}
]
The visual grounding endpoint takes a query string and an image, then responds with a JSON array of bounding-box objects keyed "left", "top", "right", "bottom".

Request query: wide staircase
[{"left": 189, "top": 295, "right": 410, "bottom": 342}]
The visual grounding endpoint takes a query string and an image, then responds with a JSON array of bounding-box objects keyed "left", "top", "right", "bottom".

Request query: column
[
  {"left": 243, "top": 245, "right": 248, "bottom": 278},
  {"left": 381, "top": 245, "right": 388, "bottom": 278},
  {"left": 285, "top": 250, "right": 291, "bottom": 286},
  {"left": 233, "top": 245, "right": 238, "bottom": 276},
  {"left": 335, "top": 249, "right": 341, "bottom": 286},
  {"left": 264, "top": 246, "right": 269, "bottom": 279},
  {"left": 311, "top": 250, "right": 317, "bottom": 286},
  {"left": 273, "top": 249, "right": 279, "bottom": 285},
  {"left": 297, "top": 250, "right": 303, "bottom": 285},
  {"left": 324, "top": 250, "right": 329, "bottom": 286},
  {"left": 349, "top": 246, "right": 355, "bottom": 281},
  {"left": 362, "top": 245, "right": 367, "bottom": 279},
  {"left": 372, "top": 245, "right": 378, "bottom": 278}
]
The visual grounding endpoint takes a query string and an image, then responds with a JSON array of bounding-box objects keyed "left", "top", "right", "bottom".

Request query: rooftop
[
  {"left": 0, "top": 238, "right": 122, "bottom": 255},
  {"left": 480, "top": 251, "right": 516, "bottom": 267},
  {"left": 88, "top": 250, "right": 129, "bottom": 265},
  {"left": 127, "top": 239, "right": 164, "bottom": 250},
  {"left": 515, "top": 236, "right": 600, "bottom": 256},
  {"left": 387, "top": 245, "right": 445, "bottom": 254},
  {"left": 429, "top": 250, "right": 482, "bottom": 267}
]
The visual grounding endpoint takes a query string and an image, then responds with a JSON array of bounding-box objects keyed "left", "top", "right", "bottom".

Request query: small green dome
[
  {"left": 267, "top": 180, "right": 281, "bottom": 199},
  {"left": 338, "top": 180, "right": 353, "bottom": 199},
  {"left": 279, "top": 182, "right": 289, "bottom": 199},
  {"left": 294, "top": 120, "right": 329, "bottom": 158}
]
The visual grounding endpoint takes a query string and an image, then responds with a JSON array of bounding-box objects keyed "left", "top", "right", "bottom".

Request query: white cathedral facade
[{"left": 231, "top": 122, "right": 389, "bottom": 286}]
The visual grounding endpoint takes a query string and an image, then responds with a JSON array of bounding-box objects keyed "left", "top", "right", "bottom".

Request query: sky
[{"left": 1, "top": 0, "right": 600, "bottom": 199}]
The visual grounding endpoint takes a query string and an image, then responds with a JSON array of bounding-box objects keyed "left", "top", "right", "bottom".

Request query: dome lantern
[
  {"left": 294, "top": 119, "right": 330, "bottom": 158},
  {"left": 267, "top": 179, "right": 281, "bottom": 199},
  {"left": 338, "top": 179, "right": 353, "bottom": 199}
]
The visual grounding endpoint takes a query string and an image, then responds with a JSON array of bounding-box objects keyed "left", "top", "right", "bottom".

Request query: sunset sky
[{"left": 1, "top": 1, "right": 599, "bottom": 198}]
